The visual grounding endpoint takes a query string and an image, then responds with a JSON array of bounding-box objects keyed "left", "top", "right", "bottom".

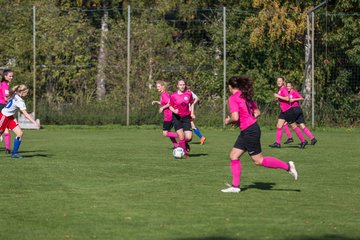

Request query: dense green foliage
[
  {"left": 0, "top": 1, "right": 358, "bottom": 126},
  {"left": 0, "top": 127, "right": 359, "bottom": 239}
]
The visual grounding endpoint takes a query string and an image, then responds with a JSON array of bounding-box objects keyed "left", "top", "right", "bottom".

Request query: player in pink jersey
[
  {"left": 221, "top": 76, "right": 297, "bottom": 193},
  {"left": 188, "top": 90, "right": 206, "bottom": 145},
  {"left": 269, "top": 76, "right": 308, "bottom": 149},
  {"left": 0, "top": 69, "right": 13, "bottom": 154},
  {"left": 152, "top": 80, "right": 179, "bottom": 148},
  {"left": 287, "top": 81, "right": 317, "bottom": 145},
  {"left": 169, "top": 79, "right": 193, "bottom": 157}
]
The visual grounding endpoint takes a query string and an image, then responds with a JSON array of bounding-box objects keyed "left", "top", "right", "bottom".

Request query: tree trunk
[
  {"left": 302, "top": 17, "right": 311, "bottom": 116},
  {"left": 96, "top": 9, "right": 109, "bottom": 100}
]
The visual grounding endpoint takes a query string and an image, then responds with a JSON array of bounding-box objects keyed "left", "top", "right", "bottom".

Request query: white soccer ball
[{"left": 173, "top": 147, "right": 185, "bottom": 159}]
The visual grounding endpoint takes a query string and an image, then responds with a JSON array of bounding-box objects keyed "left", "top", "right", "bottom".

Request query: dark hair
[
  {"left": 228, "top": 75, "right": 254, "bottom": 100},
  {"left": 1, "top": 69, "right": 13, "bottom": 82}
]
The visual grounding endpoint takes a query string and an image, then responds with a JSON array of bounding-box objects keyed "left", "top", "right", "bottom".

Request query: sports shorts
[
  {"left": 163, "top": 121, "right": 173, "bottom": 131},
  {"left": 0, "top": 113, "right": 18, "bottom": 134},
  {"left": 292, "top": 106, "right": 305, "bottom": 124},
  {"left": 233, "top": 122, "right": 262, "bottom": 156},
  {"left": 172, "top": 114, "right": 192, "bottom": 131}
]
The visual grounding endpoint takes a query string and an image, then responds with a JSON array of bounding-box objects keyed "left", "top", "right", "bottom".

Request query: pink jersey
[
  {"left": 170, "top": 90, "right": 193, "bottom": 117},
  {"left": 277, "top": 86, "right": 291, "bottom": 112},
  {"left": 289, "top": 89, "right": 302, "bottom": 108},
  {"left": 160, "top": 91, "right": 172, "bottom": 122},
  {"left": 0, "top": 81, "right": 9, "bottom": 105},
  {"left": 228, "top": 91, "right": 257, "bottom": 131}
]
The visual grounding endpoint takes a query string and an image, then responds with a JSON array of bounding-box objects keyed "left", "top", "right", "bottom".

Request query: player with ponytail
[
  {"left": 0, "top": 85, "right": 40, "bottom": 158},
  {"left": 221, "top": 76, "right": 297, "bottom": 193}
]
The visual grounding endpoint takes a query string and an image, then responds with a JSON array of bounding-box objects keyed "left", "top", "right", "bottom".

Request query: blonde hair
[
  {"left": 8, "top": 84, "right": 29, "bottom": 99},
  {"left": 156, "top": 80, "right": 168, "bottom": 90}
]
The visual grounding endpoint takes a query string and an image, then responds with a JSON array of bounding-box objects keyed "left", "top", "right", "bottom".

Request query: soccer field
[{"left": 0, "top": 126, "right": 359, "bottom": 240}]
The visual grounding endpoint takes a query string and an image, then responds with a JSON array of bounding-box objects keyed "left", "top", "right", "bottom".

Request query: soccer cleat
[
  {"left": 185, "top": 142, "right": 191, "bottom": 152},
  {"left": 5, "top": 149, "right": 11, "bottom": 154},
  {"left": 288, "top": 161, "right": 298, "bottom": 180},
  {"left": 200, "top": 136, "right": 206, "bottom": 145},
  {"left": 299, "top": 140, "right": 308, "bottom": 149},
  {"left": 269, "top": 142, "right": 281, "bottom": 148},
  {"left": 284, "top": 138, "right": 294, "bottom": 144},
  {"left": 221, "top": 186, "right": 241, "bottom": 193},
  {"left": 311, "top": 138, "right": 317, "bottom": 145},
  {"left": 11, "top": 153, "right": 24, "bottom": 159}
]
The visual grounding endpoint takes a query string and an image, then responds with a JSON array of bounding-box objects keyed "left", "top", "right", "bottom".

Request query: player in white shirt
[
  {"left": 189, "top": 90, "right": 206, "bottom": 145},
  {"left": 0, "top": 85, "right": 40, "bottom": 158}
]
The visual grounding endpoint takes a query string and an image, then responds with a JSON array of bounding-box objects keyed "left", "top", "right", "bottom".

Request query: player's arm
[
  {"left": 254, "top": 108, "right": 261, "bottom": 118},
  {"left": 159, "top": 101, "right": 170, "bottom": 113},
  {"left": 224, "top": 112, "right": 239, "bottom": 126},
  {"left": 152, "top": 100, "right": 161, "bottom": 105},
  {"left": 20, "top": 109, "right": 40, "bottom": 129},
  {"left": 290, "top": 96, "right": 304, "bottom": 103},
  {"left": 274, "top": 93, "right": 289, "bottom": 102}
]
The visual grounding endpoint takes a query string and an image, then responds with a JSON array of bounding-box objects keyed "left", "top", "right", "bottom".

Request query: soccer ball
[{"left": 173, "top": 147, "right": 185, "bottom": 159}]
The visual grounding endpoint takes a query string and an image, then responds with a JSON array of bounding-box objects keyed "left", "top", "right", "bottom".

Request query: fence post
[
  {"left": 126, "top": 5, "right": 131, "bottom": 126},
  {"left": 33, "top": 5, "right": 36, "bottom": 117},
  {"left": 223, "top": 6, "right": 227, "bottom": 128}
]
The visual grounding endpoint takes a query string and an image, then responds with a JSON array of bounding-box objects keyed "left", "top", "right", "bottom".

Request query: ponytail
[
  {"left": 8, "top": 84, "right": 28, "bottom": 99},
  {"left": 228, "top": 75, "right": 254, "bottom": 101}
]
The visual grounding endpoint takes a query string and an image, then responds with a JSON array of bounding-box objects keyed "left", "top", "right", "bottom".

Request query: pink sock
[
  {"left": 293, "top": 127, "right": 305, "bottom": 142},
  {"left": 275, "top": 128, "right": 282, "bottom": 144},
  {"left": 179, "top": 139, "right": 187, "bottom": 154},
  {"left": 262, "top": 156, "right": 289, "bottom": 171},
  {"left": 4, "top": 133, "right": 10, "bottom": 150},
  {"left": 303, "top": 127, "right": 314, "bottom": 140},
  {"left": 166, "top": 132, "right": 178, "bottom": 138},
  {"left": 230, "top": 159, "right": 242, "bottom": 187},
  {"left": 283, "top": 124, "right": 292, "bottom": 139}
]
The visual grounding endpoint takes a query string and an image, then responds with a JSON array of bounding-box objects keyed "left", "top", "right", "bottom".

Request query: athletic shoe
[
  {"left": 269, "top": 142, "right": 281, "bottom": 148},
  {"left": 5, "top": 149, "right": 11, "bottom": 154},
  {"left": 11, "top": 153, "right": 24, "bottom": 159},
  {"left": 185, "top": 142, "right": 191, "bottom": 152},
  {"left": 200, "top": 137, "right": 206, "bottom": 145},
  {"left": 311, "top": 138, "right": 317, "bottom": 145},
  {"left": 299, "top": 140, "right": 308, "bottom": 149},
  {"left": 283, "top": 138, "right": 294, "bottom": 144},
  {"left": 288, "top": 161, "right": 298, "bottom": 180},
  {"left": 221, "top": 186, "right": 241, "bottom": 193}
]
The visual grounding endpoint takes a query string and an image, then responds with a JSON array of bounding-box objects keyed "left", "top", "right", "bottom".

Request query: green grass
[{"left": 0, "top": 126, "right": 359, "bottom": 240}]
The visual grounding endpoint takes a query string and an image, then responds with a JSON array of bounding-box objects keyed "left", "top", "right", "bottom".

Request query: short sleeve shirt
[
  {"left": 1, "top": 94, "right": 26, "bottom": 117},
  {"left": 0, "top": 81, "right": 9, "bottom": 105},
  {"left": 170, "top": 90, "right": 193, "bottom": 117},
  {"left": 160, "top": 91, "right": 172, "bottom": 122},
  {"left": 278, "top": 86, "right": 291, "bottom": 112},
  {"left": 289, "top": 89, "right": 302, "bottom": 108},
  {"left": 228, "top": 91, "right": 257, "bottom": 131}
]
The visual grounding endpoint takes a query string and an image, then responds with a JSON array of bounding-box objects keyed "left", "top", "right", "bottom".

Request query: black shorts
[
  {"left": 293, "top": 107, "right": 305, "bottom": 124},
  {"left": 163, "top": 121, "right": 173, "bottom": 131},
  {"left": 172, "top": 114, "right": 192, "bottom": 131},
  {"left": 0, "top": 104, "right": 6, "bottom": 111},
  {"left": 233, "top": 122, "right": 262, "bottom": 156},
  {"left": 278, "top": 111, "right": 286, "bottom": 120},
  {"left": 283, "top": 108, "right": 297, "bottom": 124}
]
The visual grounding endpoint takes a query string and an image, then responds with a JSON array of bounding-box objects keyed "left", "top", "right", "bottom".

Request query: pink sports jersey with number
[
  {"left": 0, "top": 81, "right": 9, "bottom": 104},
  {"left": 228, "top": 91, "right": 257, "bottom": 131},
  {"left": 170, "top": 90, "right": 193, "bottom": 117},
  {"left": 277, "top": 86, "right": 291, "bottom": 112},
  {"left": 289, "top": 89, "right": 302, "bottom": 108},
  {"left": 160, "top": 91, "right": 172, "bottom": 122}
]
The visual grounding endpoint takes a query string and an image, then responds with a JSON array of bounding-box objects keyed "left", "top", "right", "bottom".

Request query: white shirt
[{"left": 1, "top": 94, "right": 26, "bottom": 117}]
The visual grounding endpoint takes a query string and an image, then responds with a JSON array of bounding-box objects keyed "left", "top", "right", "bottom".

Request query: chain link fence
[{"left": 0, "top": 4, "right": 359, "bottom": 127}]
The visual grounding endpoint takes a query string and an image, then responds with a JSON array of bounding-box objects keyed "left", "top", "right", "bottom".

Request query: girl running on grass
[
  {"left": 0, "top": 85, "right": 40, "bottom": 158},
  {"left": 0, "top": 69, "right": 14, "bottom": 154},
  {"left": 188, "top": 89, "right": 206, "bottom": 145},
  {"left": 287, "top": 81, "right": 317, "bottom": 145},
  {"left": 169, "top": 79, "right": 193, "bottom": 158},
  {"left": 221, "top": 76, "right": 297, "bottom": 193},
  {"left": 152, "top": 80, "right": 179, "bottom": 148},
  {"left": 269, "top": 76, "right": 308, "bottom": 149}
]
